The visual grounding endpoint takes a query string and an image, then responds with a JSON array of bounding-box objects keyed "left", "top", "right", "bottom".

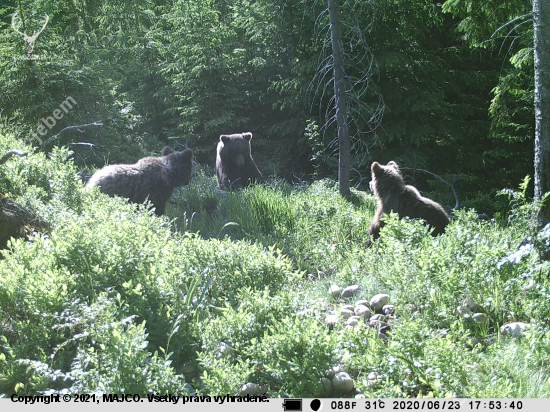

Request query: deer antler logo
[{"left": 11, "top": 13, "right": 49, "bottom": 54}]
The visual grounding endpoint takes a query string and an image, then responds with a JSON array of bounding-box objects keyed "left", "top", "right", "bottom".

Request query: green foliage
[
  {"left": 19, "top": 299, "right": 192, "bottom": 395},
  {"left": 0, "top": 0, "right": 548, "bottom": 398}
]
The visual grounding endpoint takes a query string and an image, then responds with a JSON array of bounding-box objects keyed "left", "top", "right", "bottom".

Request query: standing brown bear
[
  {"left": 86, "top": 148, "right": 194, "bottom": 216},
  {"left": 216, "top": 132, "right": 263, "bottom": 190},
  {"left": 368, "top": 161, "right": 450, "bottom": 242}
]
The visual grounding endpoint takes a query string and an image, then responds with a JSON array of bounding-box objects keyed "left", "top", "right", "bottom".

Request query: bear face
[
  {"left": 86, "top": 148, "right": 194, "bottom": 216},
  {"left": 368, "top": 161, "right": 450, "bottom": 242},
  {"left": 216, "top": 132, "right": 263, "bottom": 190}
]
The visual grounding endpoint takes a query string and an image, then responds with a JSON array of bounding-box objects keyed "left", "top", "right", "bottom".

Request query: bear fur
[
  {"left": 368, "top": 161, "right": 450, "bottom": 241},
  {"left": 161, "top": 146, "right": 174, "bottom": 156},
  {"left": 86, "top": 148, "right": 194, "bottom": 216},
  {"left": 216, "top": 132, "right": 263, "bottom": 190}
]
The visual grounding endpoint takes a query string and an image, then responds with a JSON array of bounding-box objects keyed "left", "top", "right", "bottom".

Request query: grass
[{"left": 1, "top": 132, "right": 550, "bottom": 397}]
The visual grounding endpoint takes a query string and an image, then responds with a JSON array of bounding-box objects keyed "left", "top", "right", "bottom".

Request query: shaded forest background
[{"left": 0, "top": 0, "right": 534, "bottom": 215}]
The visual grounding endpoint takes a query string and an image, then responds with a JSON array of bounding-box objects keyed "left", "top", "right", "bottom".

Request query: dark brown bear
[
  {"left": 161, "top": 146, "right": 174, "bottom": 156},
  {"left": 216, "top": 132, "right": 263, "bottom": 190},
  {"left": 86, "top": 148, "right": 194, "bottom": 216},
  {"left": 368, "top": 161, "right": 450, "bottom": 241}
]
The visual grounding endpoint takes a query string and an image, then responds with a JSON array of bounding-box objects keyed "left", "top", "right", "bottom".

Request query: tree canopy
[{"left": 0, "top": 0, "right": 541, "bottom": 213}]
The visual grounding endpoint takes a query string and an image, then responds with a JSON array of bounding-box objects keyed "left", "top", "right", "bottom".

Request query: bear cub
[
  {"left": 368, "top": 161, "right": 450, "bottom": 242},
  {"left": 86, "top": 148, "right": 194, "bottom": 216},
  {"left": 216, "top": 132, "right": 263, "bottom": 190}
]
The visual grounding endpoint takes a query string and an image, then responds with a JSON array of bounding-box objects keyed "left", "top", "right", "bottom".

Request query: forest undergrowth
[{"left": 1, "top": 132, "right": 550, "bottom": 398}]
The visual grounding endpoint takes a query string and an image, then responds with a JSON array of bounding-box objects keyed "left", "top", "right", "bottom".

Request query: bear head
[
  {"left": 219, "top": 132, "right": 253, "bottom": 167},
  {"left": 370, "top": 161, "right": 405, "bottom": 199},
  {"left": 166, "top": 148, "right": 194, "bottom": 186}
]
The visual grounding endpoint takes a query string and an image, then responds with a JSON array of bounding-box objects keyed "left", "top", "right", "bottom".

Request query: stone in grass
[
  {"left": 332, "top": 372, "right": 354, "bottom": 393},
  {"left": 342, "top": 285, "right": 362, "bottom": 298},
  {"left": 370, "top": 294, "right": 389, "bottom": 312},
  {"left": 329, "top": 285, "right": 342, "bottom": 297},
  {"left": 354, "top": 305, "right": 372, "bottom": 318},
  {"left": 462, "top": 297, "right": 480, "bottom": 312},
  {"left": 342, "top": 304, "right": 355, "bottom": 311},
  {"left": 355, "top": 299, "right": 369, "bottom": 307},
  {"left": 321, "top": 377, "right": 333, "bottom": 395},
  {"left": 325, "top": 314, "right": 339, "bottom": 326},
  {"left": 500, "top": 322, "right": 529, "bottom": 337},
  {"left": 340, "top": 308, "right": 354, "bottom": 319},
  {"left": 472, "top": 313, "right": 489, "bottom": 325},
  {"left": 239, "top": 383, "right": 265, "bottom": 396},
  {"left": 346, "top": 316, "right": 361, "bottom": 326},
  {"left": 382, "top": 305, "right": 395, "bottom": 315}
]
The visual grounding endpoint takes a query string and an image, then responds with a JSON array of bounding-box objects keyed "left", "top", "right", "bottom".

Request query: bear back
[
  {"left": 86, "top": 148, "right": 194, "bottom": 216},
  {"left": 368, "top": 160, "right": 450, "bottom": 241}
]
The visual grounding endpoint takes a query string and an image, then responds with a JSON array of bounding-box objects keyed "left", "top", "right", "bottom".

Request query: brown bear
[
  {"left": 216, "top": 132, "right": 263, "bottom": 190},
  {"left": 368, "top": 161, "right": 450, "bottom": 242},
  {"left": 86, "top": 148, "right": 194, "bottom": 216},
  {"left": 160, "top": 146, "right": 174, "bottom": 156}
]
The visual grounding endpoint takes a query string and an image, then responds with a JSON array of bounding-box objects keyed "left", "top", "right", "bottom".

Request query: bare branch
[
  {"left": 404, "top": 167, "right": 461, "bottom": 210},
  {"left": 42, "top": 121, "right": 103, "bottom": 147},
  {"left": 0, "top": 150, "right": 28, "bottom": 165}
]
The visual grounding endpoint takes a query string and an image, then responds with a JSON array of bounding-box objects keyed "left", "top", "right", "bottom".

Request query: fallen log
[{"left": 0, "top": 150, "right": 48, "bottom": 254}]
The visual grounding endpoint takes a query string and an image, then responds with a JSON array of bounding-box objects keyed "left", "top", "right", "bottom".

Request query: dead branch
[
  {"left": 404, "top": 167, "right": 461, "bottom": 210},
  {"left": 0, "top": 197, "right": 49, "bottom": 251},
  {"left": 42, "top": 121, "right": 103, "bottom": 147},
  {"left": 0, "top": 150, "right": 28, "bottom": 165}
]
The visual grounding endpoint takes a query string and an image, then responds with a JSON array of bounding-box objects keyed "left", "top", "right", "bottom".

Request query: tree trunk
[
  {"left": 533, "top": 0, "right": 550, "bottom": 225},
  {"left": 328, "top": 0, "right": 350, "bottom": 197}
]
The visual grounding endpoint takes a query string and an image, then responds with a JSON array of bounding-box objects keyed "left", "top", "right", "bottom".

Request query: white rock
[
  {"left": 321, "top": 377, "right": 333, "bottom": 394},
  {"left": 325, "top": 314, "right": 339, "bottom": 326},
  {"left": 369, "top": 314, "right": 386, "bottom": 322},
  {"left": 332, "top": 365, "right": 346, "bottom": 374},
  {"left": 346, "top": 316, "right": 361, "bottom": 326},
  {"left": 472, "top": 313, "right": 489, "bottom": 325},
  {"left": 367, "top": 372, "right": 377, "bottom": 381},
  {"left": 332, "top": 372, "right": 354, "bottom": 393},
  {"left": 354, "top": 305, "right": 372, "bottom": 318},
  {"left": 370, "top": 294, "right": 389, "bottom": 311},
  {"left": 330, "top": 285, "right": 342, "bottom": 297},
  {"left": 355, "top": 394, "right": 365, "bottom": 399},
  {"left": 369, "top": 315, "right": 387, "bottom": 328},
  {"left": 340, "top": 308, "right": 354, "bottom": 319},
  {"left": 342, "top": 285, "right": 362, "bottom": 298},
  {"left": 462, "top": 297, "right": 480, "bottom": 312},
  {"left": 239, "top": 383, "right": 264, "bottom": 396},
  {"left": 500, "top": 322, "right": 529, "bottom": 337},
  {"left": 382, "top": 305, "right": 395, "bottom": 315}
]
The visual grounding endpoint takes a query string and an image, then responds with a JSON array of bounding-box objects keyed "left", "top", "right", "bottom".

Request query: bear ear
[
  {"left": 387, "top": 160, "right": 399, "bottom": 169},
  {"left": 243, "top": 132, "right": 252, "bottom": 141},
  {"left": 161, "top": 146, "right": 173, "bottom": 156},
  {"left": 182, "top": 148, "right": 194, "bottom": 160},
  {"left": 220, "top": 135, "right": 230, "bottom": 144},
  {"left": 371, "top": 162, "right": 382, "bottom": 173}
]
